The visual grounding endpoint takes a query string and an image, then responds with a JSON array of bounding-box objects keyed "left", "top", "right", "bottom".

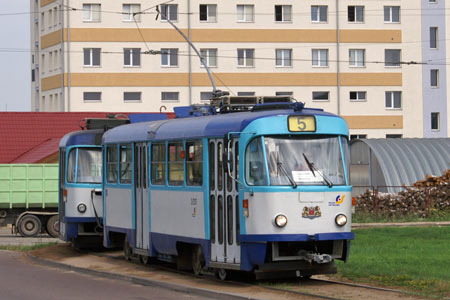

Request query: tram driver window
[
  {"left": 245, "top": 137, "right": 268, "bottom": 186},
  {"left": 186, "top": 141, "right": 203, "bottom": 186},
  {"left": 168, "top": 142, "right": 184, "bottom": 186},
  {"left": 106, "top": 145, "right": 118, "bottom": 183},
  {"left": 119, "top": 144, "right": 132, "bottom": 184}
]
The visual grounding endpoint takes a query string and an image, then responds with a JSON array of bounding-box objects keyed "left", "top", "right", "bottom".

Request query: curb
[
  {"left": 27, "top": 254, "right": 254, "bottom": 300},
  {"left": 352, "top": 221, "right": 450, "bottom": 228}
]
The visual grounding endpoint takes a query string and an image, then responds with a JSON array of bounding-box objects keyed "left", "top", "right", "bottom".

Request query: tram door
[
  {"left": 209, "top": 139, "right": 240, "bottom": 265},
  {"left": 135, "top": 143, "right": 149, "bottom": 250}
]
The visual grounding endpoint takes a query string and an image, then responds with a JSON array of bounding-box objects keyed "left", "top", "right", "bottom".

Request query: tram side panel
[{"left": 103, "top": 187, "right": 134, "bottom": 246}]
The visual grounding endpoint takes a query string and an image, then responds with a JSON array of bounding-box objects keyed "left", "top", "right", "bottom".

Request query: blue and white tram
[{"left": 102, "top": 97, "right": 354, "bottom": 278}]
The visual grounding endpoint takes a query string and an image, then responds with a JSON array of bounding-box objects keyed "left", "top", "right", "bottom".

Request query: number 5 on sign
[{"left": 288, "top": 116, "right": 316, "bottom": 132}]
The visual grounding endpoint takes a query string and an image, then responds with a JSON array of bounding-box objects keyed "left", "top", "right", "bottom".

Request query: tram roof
[
  {"left": 59, "top": 129, "right": 104, "bottom": 147},
  {"left": 102, "top": 108, "right": 341, "bottom": 144}
]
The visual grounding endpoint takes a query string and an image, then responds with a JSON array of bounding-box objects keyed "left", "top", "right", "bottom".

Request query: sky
[{"left": 0, "top": 1, "right": 31, "bottom": 111}]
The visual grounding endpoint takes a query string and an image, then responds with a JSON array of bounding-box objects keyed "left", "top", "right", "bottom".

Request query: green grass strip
[{"left": 0, "top": 242, "right": 58, "bottom": 251}]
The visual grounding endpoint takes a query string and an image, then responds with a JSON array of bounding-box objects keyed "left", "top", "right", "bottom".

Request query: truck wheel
[
  {"left": 46, "top": 215, "right": 59, "bottom": 238},
  {"left": 18, "top": 215, "right": 41, "bottom": 237}
]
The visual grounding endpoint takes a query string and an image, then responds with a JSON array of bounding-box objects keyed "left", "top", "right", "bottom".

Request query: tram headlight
[
  {"left": 77, "top": 203, "right": 87, "bottom": 214},
  {"left": 275, "top": 214, "right": 288, "bottom": 227},
  {"left": 335, "top": 214, "right": 347, "bottom": 226}
]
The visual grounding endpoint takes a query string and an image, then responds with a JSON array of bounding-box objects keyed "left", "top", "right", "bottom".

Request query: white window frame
[
  {"left": 83, "top": 3, "right": 101, "bottom": 22},
  {"left": 200, "top": 48, "right": 217, "bottom": 67},
  {"left": 161, "top": 92, "right": 179, "bottom": 102},
  {"left": 83, "top": 92, "right": 102, "bottom": 102},
  {"left": 349, "top": 91, "right": 367, "bottom": 102},
  {"left": 123, "top": 92, "right": 142, "bottom": 102},
  {"left": 237, "top": 49, "right": 254, "bottom": 67},
  {"left": 275, "top": 49, "right": 292, "bottom": 67},
  {"left": 430, "top": 27, "right": 438, "bottom": 49},
  {"left": 199, "top": 4, "right": 217, "bottom": 22},
  {"left": 385, "top": 49, "right": 401, "bottom": 68},
  {"left": 123, "top": 4, "right": 141, "bottom": 22},
  {"left": 83, "top": 48, "right": 101, "bottom": 67},
  {"left": 430, "top": 69, "right": 439, "bottom": 87},
  {"left": 349, "top": 49, "right": 365, "bottom": 67},
  {"left": 384, "top": 6, "right": 400, "bottom": 23},
  {"left": 200, "top": 91, "right": 213, "bottom": 102},
  {"left": 237, "top": 5, "right": 254, "bottom": 23},
  {"left": 123, "top": 48, "right": 141, "bottom": 67},
  {"left": 160, "top": 4, "right": 178, "bottom": 22},
  {"left": 312, "top": 49, "right": 328, "bottom": 67},
  {"left": 312, "top": 91, "right": 330, "bottom": 102},
  {"left": 275, "top": 5, "right": 292, "bottom": 22},
  {"left": 385, "top": 91, "right": 402, "bottom": 109},
  {"left": 161, "top": 48, "right": 179, "bottom": 67},
  {"left": 348, "top": 6, "right": 364, "bottom": 23},
  {"left": 311, "top": 5, "right": 328, "bottom": 23}
]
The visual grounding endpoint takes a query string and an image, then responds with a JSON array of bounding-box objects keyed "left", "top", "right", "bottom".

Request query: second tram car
[{"left": 102, "top": 97, "right": 354, "bottom": 278}]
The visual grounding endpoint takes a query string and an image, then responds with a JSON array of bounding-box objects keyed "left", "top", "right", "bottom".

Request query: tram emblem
[
  {"left": 302, "top": 206, "right": 321, "bottom": 218},
  {"left": 329, "top": 195, "right": 345, "bottom": 207}
]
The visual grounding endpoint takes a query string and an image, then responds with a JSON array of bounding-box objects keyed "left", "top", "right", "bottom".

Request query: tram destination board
[{"left": 288, "top": 115, "right": 316, "bottom": 132}]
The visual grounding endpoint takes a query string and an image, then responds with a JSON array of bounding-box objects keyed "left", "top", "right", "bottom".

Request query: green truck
[{"left": 0, "top": 164, "right": 59, "bottom": 237}]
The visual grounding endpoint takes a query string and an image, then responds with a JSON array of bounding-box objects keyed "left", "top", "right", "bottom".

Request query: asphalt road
[{"left": 0, "top": 251, "right": 214, "bottom": 300}]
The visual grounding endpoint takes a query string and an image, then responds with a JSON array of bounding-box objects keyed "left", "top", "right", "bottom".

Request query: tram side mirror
[{"left": 249, "top": 161, "right": 264, "bottom": 182}]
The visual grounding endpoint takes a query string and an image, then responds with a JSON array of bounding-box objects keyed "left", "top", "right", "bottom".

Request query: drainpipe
[
  {"left": 60, "top": 0, "right": 65, "bottom": 111},
  {"left": 66, "top": 0, "right": 71, "bottom": 111},
  {"left": 336, "top": 0, "right": 341, "bottom": 116},
  {"left": 187, "top": 0, "right": 192, "bottom": 105}
]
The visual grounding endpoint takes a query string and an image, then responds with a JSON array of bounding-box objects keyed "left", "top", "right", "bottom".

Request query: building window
[
  {"left": 385, "top": 49, "right": 401, "bottom": 67},
  {"left": 237, "top": 49, "right": 254, "bottom": 67},
  {"left": 237, "top": 92, "right": 255, "bottom": 96},
  {"left": 276, "top": 91, "right": 293, "bottom": 96},
  {"left": 348, "top": 6, "right": 364, "bottom": 23},
  {"left": 349, "top": 49, "right": 365, "bottom": 67},
  {"left": 200, "top": 48, "right": 217, "bottom": 67},
  {"left": 124, "top": 48, "right": 140, "bottom": 66},
  {"left": 83, "top": 92, "right": 101, "bottom": 102},
  {"left": 429, "top": 0, "right": 437, "bottom": 3},
  {"left": 83, "top": 48, "right": 101, "bottom": 66},
  {"left": 160, "top": 4, "right": 178, "bottom": 21},
  {"left": 312, "top": 91, "right": 329, "bottom": 101},
  {"left": 124, "top": 92, "right": 142, "bottom": 102},
  {"left": 123, "top": 4, "right": 141, "bottom": 22},
  {"left": 82, "top": 4, "right": 101, "bottom": 22},
  {"left": 48, "top": 9, "right": 52, "bottom": 28},
  {"left": 386, "top": 134, "right": 402, "bottom": 138},
  {"left": 275, "top": 49, "right": 292, "bottom": 67},
  {"left": 161, "top": 48, "right": 178, "bottom": 66},
  {"left": 430, "top": 27, "right": 438, "bottom": 49},
  {"left": 384, "top": 6, "right": 400, "bottom": 23},
  {"left": 162, "top": 92, "right": 179, "bottom": 102},
  {"left": 431, "top": 112, "right": 440, "bottom": 130},
  {"left": 200, "top": 92, "right": 213, "bottom": 101},
  {"left": 32, "top": 69, "right": 35, "bottom": 82},
  {"left": 237, "top": 5, "right": 254, "bottom": 22},
  {"left": 53, "top": 7, "right": 58, "bottom": 26},
  {"left": 275, "top": 5, "right": 292, "bottom": 22},
  {"left": 312, "top": 49, "right": 328, "bottom": 67},
  {"left": 41, "top": 12, "right": 45, "bottom": 30},
  {"left": 350, "top": 134, "right": 367, "bottom": 140},
  {"left": 200, "top": 4, "right": 217, "bottom": 22},
  {"left": 385, "top": 91, "right": 402, "bottom": 109},
  {"left": 350, "top": 91, "right": 366, "bottom": 101},
  {"left": 311, "top": 5, "right": 327, "bottom": 22},
  {"left": 431, "top": 69, "right": 439, "bottom": 87}
]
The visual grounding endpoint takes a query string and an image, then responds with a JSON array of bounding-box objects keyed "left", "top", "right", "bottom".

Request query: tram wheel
[
  {"left": 215, "top": 268, "right": 228, "bottom": 281},
  {"left": 18, "top": 215, "right": 41, "bottom": 237},
  {"left": 46, "top": 215, "right": 59, "bottom": 238},
  {"left": 192, "top": 245, "right": 205, "bottom": 276},
  {"left": 123, "top": 235, "right": 132, "bottom": 261}
]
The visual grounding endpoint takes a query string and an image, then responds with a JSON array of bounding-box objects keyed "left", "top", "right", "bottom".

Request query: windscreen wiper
[
  {"left": 276, "top": 158, "right": 297, "bottom": 189},
  {"left": 302, "top": 153, "right": 334, "bottom": 188}
]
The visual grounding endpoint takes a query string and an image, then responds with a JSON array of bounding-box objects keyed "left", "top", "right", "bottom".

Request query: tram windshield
[
  {"left": 245, "top": 136, "right": 348, "bottom": 186},
  {"left": 67, "top": 147, "right": 102, "bottom": 184}
]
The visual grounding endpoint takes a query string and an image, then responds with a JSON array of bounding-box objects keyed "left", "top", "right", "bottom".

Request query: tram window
[
  {"left": 226, "top": 144, "right": 233, "bottom": 192},
  {"left": 186, "top": 141, "right": 203, "bottom": 186},
  {"left": 235, "top": 195, "right": 240, "bottom": 245},
  {"left": 210, "top": 195, "right": 215, "bottom": 244},
  {"left": 218, "top": 142, "right": 223, "bottom": 191},
  {"left": 151, "top": 143, "right": 166, "bottom": 185},
  {"left": 76, "top": 148, "right": 102, "bottom": 183},
  {"left": 209, "top": 142, "right": 215, "bottom": 190},
  {"left": 218, "top": 195, "right": 224, "bottom": 245},
  {"left": 168, "top": 142, "right": 184, "bottom": 186},
  {"left": 227, "top": 195, "right": 233, "bottom": 245},
  {"left": 245, "top": 138, "right": 268, "bottom": 186},
  {"left": 107, "top": 145, "right": 118, "bottom": 183},
  {"left": 67, "top": 149, "right": 77, "bottom": 183},
  {"left": 119, "top": 144, "right": 132, "bottom": 184},
  {"left": 235, "top": 142, "right": 239, "bottom": 190}
]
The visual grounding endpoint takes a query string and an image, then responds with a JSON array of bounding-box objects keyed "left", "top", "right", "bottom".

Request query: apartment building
[{"left": 30, "top": 0, "right": 449, "bottom": 138}]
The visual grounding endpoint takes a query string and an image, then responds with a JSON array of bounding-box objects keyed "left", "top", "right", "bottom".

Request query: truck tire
[
  {"left": 46, "top": 215, "right": 59, "bottom": 238},
  {"left": 18, "top": 215, "right": 41, "bottom": 237}
]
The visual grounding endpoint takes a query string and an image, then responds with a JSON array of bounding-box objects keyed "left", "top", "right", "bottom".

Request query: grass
[
  {"left": 335, "top": 227, "right": 450, "bottom": 299},
  {"left": 352, "top": 210, "right": 450, "bottom": 223},
  {"left": 0, "top": 242, "right": 58, "bottom": 251}
]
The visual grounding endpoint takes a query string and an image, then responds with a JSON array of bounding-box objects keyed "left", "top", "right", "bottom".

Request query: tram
[{"left": 102, "top": 96, "right": 354, "bottom": 279}]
